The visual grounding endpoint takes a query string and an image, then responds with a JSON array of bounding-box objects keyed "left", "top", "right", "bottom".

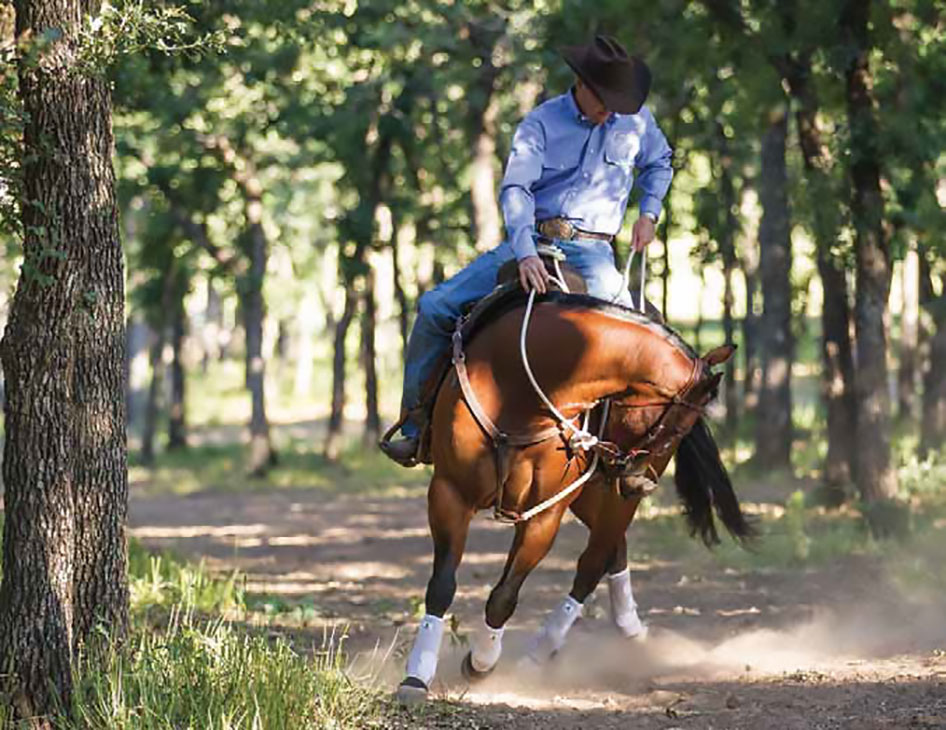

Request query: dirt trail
[{"left": 130, "top": 488, "right": 946, "bottom": 729}]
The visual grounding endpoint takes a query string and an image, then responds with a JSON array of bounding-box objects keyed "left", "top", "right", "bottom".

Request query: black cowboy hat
[{"left": 561, "top": 35, "right": 651, "bottom": 115}]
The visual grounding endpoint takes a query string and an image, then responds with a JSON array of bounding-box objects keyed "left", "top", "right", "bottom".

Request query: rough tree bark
[
  {"left": 842, "top": 0, "right": 898, "bottom": 503},
  {"left": 0, "top": 0, "right": 128, "bottom": 720},
  {"left": 755, "top": 106, "right": 793, "bottom": 468}
]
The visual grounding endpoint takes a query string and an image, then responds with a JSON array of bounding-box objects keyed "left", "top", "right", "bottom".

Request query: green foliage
[{"left": 77, "top": 1, "right": 225, "bottom": 75}]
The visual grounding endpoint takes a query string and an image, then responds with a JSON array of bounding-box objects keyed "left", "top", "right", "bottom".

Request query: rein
[{"left": 452, "top": 278, "right": 705, "bottom": 524}]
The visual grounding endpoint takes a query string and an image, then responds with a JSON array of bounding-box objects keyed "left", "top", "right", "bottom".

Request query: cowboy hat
[{"left": 561, "top": 35, "right": 651, "bottom": 115}]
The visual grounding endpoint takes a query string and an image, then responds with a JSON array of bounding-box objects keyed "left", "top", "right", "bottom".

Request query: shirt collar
[
  {"left": 565, "top": 88, "right": 616, "bottom": 127},
  {"left": 566, "top": 88, "right": 592, "bottom": 126}
]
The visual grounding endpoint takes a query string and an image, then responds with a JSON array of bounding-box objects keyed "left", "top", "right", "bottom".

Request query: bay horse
[{"left": 396, "top": 292, "right": 754, "bottom": 703}]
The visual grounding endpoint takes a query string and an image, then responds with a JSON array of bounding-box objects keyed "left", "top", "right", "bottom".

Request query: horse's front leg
[
  {"left": 570, "top": 485, "right": 647, "bottom": 639},
  {"left": 463, "top": 502, "right": 567, "bottom": 679},
  {"left": 398, "top": 476, "right": 474, "bottom": 705},
  {"left": 571, "top": 492, "right": 646, "bottom": 636}
]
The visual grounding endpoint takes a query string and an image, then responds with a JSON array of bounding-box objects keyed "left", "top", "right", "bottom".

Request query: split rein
[{"left": 453, "top": 246, "right": 705, "bottom": 524}]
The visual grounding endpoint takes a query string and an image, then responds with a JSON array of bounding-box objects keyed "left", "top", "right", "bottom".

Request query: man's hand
[
  {"left": 631, "top": 215, "right": 657, "bottom": 252},
  {"left": 518, "top": 255, "right": 549, "bottom": 293}
]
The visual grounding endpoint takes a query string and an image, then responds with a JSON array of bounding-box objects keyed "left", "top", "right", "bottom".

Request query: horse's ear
[{"left": 702, "top": 344, "right": 737, "bottom": 367}]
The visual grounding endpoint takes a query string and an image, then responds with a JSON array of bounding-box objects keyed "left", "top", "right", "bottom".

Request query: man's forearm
[{"left": 500, "top": 186, "right": 538, "bottom": 260}]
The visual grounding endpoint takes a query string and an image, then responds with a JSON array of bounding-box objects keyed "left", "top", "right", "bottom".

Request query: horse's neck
[{"left": 554, "top": 310, "right": 693, "bottom": 407}]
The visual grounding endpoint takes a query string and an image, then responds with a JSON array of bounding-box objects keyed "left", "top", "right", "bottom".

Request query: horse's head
[{"left": 602, "top": 343, "right": 735, "bottom": 478}]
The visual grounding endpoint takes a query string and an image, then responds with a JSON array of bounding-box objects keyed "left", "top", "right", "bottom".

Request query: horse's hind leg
[
  {"left": 398, "top": 476, "right": 474, "bottom": 704},
  {"left": 463, "top": 504, "right": 567, "bottom": 678},
  {"left": 569, "top": 487, "right": 646, "bottom": 638}
]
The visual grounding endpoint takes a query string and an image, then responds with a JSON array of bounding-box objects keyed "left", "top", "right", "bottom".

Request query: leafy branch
[{"left": 76, "top": 0, "right": 225, "bottom": 75}]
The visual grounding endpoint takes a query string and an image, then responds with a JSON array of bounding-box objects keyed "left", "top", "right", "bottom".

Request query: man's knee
[{"left": 417, "top": 290, "right": 453, "bottom": 333}]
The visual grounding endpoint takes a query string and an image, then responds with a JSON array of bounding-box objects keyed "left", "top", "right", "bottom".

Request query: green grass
[
  {"left": 0, "top": 532, "right": 402, "bottom": 729},
  {"left": 130, "top": 439, "right": 431, "bottom": 498},
  {"left": 61, "top": 614, "right": 391, "bottom": 730}
]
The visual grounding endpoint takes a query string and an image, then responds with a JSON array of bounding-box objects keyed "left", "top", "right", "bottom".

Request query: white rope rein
[
  {"left": 613, "top": 244, "right": 647, "bottom": 312},
  {"left": 510, "top": 241, "right": 648, "bottom": 522}
]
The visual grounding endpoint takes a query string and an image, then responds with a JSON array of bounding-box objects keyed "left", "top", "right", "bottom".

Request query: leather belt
[{"left": 537, "top": 218, "right": 613, "bottom": 243}]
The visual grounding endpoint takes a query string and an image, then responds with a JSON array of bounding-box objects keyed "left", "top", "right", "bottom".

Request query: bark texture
[
  {"left": 0, "top": 0, "right": 129, "bottom": 720},
  {"left": 755, "top": 107, "right": 793, "bottom": 468},
  {"left": 842, "top": 0, "right": 898, "bottom": 502}
]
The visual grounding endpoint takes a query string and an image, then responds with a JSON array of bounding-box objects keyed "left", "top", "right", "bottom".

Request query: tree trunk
[
  {"left": 141, "top": 332, "right": 165, "bottom": 465},
  {"left": 920, "top": 250, "right": 946, "bottom": 457},
  {"left": 0, "top": 0, "right": 129, "bottom": 719},
  {"left": 897, "top": 244, "right": 919, "bottom": 420},
  {"left": 242, "top": 201, "right": 275, "bottom": 475},
  {"left": 167, "top": 283, "right": 187, "bottom": 451},
  {"left": 468, "top": 21, "right": 503, "bottom": 252},
  {"left": 325, "top": 282, "right": 358, "bottom": 460},
  {"left": 742, "top": 249, "right": 761, "bottom": 404},
  {"left": 842, "top": 0, "right": 898, "bottom": 504},
  {"left": 361, "top": 265, "right": 381, "bottom": 445},
  {"left": 787, "top": 59, "right": 857, "bottom": 488},
  {"left": 717, "top": 125, "right": 739, "bottom": 435},
  {"left": 754, "top": 107, "right": 793, "bottom": 468},
  {"left": 391, "top": 213, "right": 410, "bottom": 355}
]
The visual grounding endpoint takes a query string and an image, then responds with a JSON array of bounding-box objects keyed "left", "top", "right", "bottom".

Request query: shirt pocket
[
  {"left": 605, "top": 131, "right": 639, "bottom": 171},
  {"left": 542, "top": 140, "right": 581, "bottom": 172}
]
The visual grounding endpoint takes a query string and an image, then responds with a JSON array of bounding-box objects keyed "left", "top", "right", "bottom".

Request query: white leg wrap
[
  {"left": 524, "top": 595, "right": 582, "bottom": 664},
  {"left": 608, "top": 568, "right": 646, "bottom": 638},
  {"left": 405, "top": 614, "right": 445, "bottom": 687},
  {"left": 470, "top": 620, "right": 505, "bottom": 673}
]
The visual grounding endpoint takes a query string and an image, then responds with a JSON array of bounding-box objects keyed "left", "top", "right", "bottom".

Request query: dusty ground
[{"left": 130, "top": 486, "right": 946, "bottom": 729}]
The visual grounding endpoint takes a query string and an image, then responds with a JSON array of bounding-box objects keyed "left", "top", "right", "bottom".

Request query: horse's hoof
[
  {"left": 395, "top": 676, "right": 428, "bottom": 706},
  {"left": 619, "top": 622, "right": 649, "bottom": 641},
  {"left": 461, "top": 651, "right": 495, "bottom": 682}
]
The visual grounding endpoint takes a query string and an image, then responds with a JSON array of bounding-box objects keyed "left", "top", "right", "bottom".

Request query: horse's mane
[{"left": 462, "top": 286, "right": 698, "bottom": 363}]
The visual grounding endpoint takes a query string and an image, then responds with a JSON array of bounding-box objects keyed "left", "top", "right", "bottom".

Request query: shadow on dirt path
[{"left": 130, "top": 488, "right": 946, "bottom": 728}]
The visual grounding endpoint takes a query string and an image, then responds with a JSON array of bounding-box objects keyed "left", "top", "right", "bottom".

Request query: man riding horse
[{"left": 380, "top": 34, "right": 673, "bottom": 467}]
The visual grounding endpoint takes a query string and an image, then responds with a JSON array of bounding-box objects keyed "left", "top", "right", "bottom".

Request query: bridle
[{"left": 451, "top": 290, "right": 707, "bottom": 524}]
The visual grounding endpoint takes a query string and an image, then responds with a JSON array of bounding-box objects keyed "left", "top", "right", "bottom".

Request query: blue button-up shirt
[{"left": 499, "top": 90, "right": 673, "bottom": 261}]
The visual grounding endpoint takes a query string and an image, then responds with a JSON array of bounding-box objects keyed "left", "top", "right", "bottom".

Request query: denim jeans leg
[
  {"left": 557, "top": 239, "right": 633, "bottom": 307},
  {"left": 400, "top": 242, "right": 515, "bottom": 437}
]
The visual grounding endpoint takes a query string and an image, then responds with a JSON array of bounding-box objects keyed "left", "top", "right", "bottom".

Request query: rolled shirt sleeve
[
  {"left": 499, "top": 116, "right": 546, "bottom": 260},
  {"left": 634, "top": 108, "right": 673, "bottom": 221}
]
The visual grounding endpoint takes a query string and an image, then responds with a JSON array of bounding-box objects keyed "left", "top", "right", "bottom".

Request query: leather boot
[{"left": 380, "top": 436, "right": 420, "bottom": 467}]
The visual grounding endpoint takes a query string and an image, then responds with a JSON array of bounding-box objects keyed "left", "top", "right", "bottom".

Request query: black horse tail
[{"left": 674, "top": 418, "right": 757, "bottom": 547}]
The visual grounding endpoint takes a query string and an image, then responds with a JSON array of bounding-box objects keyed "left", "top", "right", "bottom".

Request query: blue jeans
[{"left": 400, "top": 237, "right": 632, "bottom": 437}]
